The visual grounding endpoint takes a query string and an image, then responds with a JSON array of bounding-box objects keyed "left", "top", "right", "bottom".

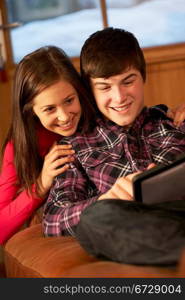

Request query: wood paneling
[
  {"left": 143, "top": 43, "right": 185, "bottom": 108},
  {"left": 73, "top": 42, "right": 185, "bottom": 109},
  {"left": 0, "top": 78, "right": 12, "bottom": 148},
  {"left": 1, "top": 43, "right": 185, "bottom": 147}
]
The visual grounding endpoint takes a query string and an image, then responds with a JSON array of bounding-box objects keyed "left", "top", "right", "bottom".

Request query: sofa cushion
[
  {"left": 4, "top": 224, "right": 185, "bottom": 278},
  {"left": 4, "top": 224, "right": 97, "bottom": 277},
  {"left": 63, "top": 261, "right": 179, "bottom": 278}
]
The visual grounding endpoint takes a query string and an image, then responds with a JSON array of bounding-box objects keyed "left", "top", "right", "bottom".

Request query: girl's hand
[
  {"left": 167, "top": 103, "right": 185, "bottom": 127},
  {"left": 98, "top": 171, "right": 141, "bottom": 201},
  {"left": 36, "top": 143, "right": 75, "bottom": 198}
]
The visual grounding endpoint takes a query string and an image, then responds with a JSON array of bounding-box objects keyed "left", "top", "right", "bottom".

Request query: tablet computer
[{"left": 133, "top": 153, "right": 185, "bottom": 204}]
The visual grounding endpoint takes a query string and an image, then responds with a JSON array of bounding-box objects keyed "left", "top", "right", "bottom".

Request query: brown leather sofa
[{"left": 3, "top": 222, "right": 185, "bottom": 278}]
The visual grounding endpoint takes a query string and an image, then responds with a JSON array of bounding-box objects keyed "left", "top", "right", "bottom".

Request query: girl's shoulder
[
  {"left": 37, "top": 125, "right": 60, "bottom": 157},
  {"left": 3, "top": 141, "right": 14, "bottom": 161}
]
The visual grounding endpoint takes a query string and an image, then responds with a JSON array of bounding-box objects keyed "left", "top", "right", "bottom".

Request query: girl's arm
[
  {"left": 167, "top": 103, "right": 185, "bottom": 127},
  {"left": 0, "top": 141, "right": 75, "bottom": 244},
  {"left": 0, "top": 142, "right": 43, "bottom": 244}
]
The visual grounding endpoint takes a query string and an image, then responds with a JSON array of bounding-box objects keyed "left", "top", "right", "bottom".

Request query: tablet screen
[{"left": 133, "top": 154, "right": 185, "bottom": 204}]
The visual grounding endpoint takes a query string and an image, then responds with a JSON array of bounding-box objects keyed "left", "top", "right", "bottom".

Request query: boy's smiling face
[{"left": 90, "top": 68, "right": 145, "bottom": 127}]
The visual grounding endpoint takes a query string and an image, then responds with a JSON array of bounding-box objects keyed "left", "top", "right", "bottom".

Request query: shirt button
[
  {"left": 54, "top": 201, "right": 71, "bottom": 208},
  {"left": 143, "top": 161, "right": 149, "bottom": 167},
  {"left": 61, "top": 201, "right": 71, "bottom": 207}
]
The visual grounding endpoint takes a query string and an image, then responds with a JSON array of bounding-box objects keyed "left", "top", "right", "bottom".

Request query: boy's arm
[{"left": 43, "top": 163, "right": 99, "bottom": 236}]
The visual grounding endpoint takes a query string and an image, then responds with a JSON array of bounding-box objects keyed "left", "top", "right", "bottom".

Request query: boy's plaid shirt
[{"left": 43, "top": 105, "right": 185, "bottom": 236}]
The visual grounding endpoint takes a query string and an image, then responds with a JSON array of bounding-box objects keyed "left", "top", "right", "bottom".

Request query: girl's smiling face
[{"left": 32, "top": 80, "right": 82, "bottom": 136}]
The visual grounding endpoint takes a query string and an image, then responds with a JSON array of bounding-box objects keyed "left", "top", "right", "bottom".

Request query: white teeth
[
  {"left": 113, "top": 106, "right": 127, "bottom": 111},
  {"left": 114, "top": 107, "right": 125, "bottom": 111},
  {"left": 112, "top": 104, "right": 130, "bottom": 111},
  {"left": 58, "top": 121, "right": 72, "bottom": 128}
]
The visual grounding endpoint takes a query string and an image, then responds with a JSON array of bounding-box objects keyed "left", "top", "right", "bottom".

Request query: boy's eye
[
  {"left": 124, "top": 76, "right": 136, "bottom": 85},
  {"left": 97, "top": 85, "right": 110, "bottom": 91},
  {"left": 124, "top": 80, "right": 133, "bottom": 85}
]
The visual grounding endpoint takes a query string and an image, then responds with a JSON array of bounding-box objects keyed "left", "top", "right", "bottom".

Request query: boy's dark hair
[{"left": 80, "top": 27, "right": 146, "bottom": 89}]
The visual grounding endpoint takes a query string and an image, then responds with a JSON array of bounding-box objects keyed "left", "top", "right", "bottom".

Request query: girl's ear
[
  {"left": 32, "top": 109, "right": 36, "bottom": 116},
  {"left": 31, "top": 105, "right": 38, "bottom": 117},
  {"left": 33, "top": 112, "right": 40, "bottom": 122},
  {"left": 27, "top": 108, "right": 39, "bottom": 123}
]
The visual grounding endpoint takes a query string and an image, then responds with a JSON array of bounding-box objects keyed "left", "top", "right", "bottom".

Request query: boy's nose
[{"left": 113, "top": 86, "right": 126, "bottom": 103}]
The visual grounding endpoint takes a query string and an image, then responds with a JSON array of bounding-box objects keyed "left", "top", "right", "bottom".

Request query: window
[
  {"left": 106, "top": 0, "right": 185, "bottom": 48},
  {"left": 6, "top": 0, "right": 103, "bottom": 62},
  {"left": 5, "top": 0, "right": 185, "bottom": 63}
]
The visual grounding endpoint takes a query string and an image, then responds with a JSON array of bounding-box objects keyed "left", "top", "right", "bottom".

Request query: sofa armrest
[
  {"left": 4, "top": 224, "right": 185, "bottom": 278},
  {"left": 4, "top": 224, "right": 97, "bottom": 277}
]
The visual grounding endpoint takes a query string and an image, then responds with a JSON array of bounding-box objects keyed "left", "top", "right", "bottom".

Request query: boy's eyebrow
[
  {"left": 93, "top": 82, "right": 109, "bottom": 86},
  {"left": 93, "top": 73, "right": 137, "bottom": 86},
  {"left": 123, "top": 73, "right": 137, "bottom": 80}
]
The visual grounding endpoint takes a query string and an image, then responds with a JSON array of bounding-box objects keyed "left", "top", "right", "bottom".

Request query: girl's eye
[
  {"left": 43, "top": 107, "right": 55, "bottom": 113},
  {"left": 65, "top": 98, "right": 74, "bottom": 104}
]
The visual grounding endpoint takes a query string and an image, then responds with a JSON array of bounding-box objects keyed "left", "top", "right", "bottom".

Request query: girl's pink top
[{"left": 0, "top": 126, "right": 60, "bottom": 244}]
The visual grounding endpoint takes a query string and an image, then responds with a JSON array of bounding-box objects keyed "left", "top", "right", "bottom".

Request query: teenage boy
[{"left": 43, "top": 28, "right": 185, "bottom": 237}]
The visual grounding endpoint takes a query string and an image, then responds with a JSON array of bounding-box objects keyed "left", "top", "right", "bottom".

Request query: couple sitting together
[{"left": 1, "top": 27, "right": 185, "bottom": 265}]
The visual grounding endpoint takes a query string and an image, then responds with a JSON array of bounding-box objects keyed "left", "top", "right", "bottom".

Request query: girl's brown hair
[{"left": 1, "top": 46, "right": 95, "bottom": 193}]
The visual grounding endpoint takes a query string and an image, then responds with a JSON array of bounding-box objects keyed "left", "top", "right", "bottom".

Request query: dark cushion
[{"left": 76, "top": 199, "right": 185, "bottom": 266}]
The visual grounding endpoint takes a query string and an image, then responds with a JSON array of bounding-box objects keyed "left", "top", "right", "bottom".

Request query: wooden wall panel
[
  {"left": 144, "top": 59, "right": 185, "bottom": 108},
  {"left": 0, "top": 80, "right": 12, "bottom": 148},
  {"left": 73, "top": 42, "right": 185, "bottom": 109},
  {"left": 1, "top": 43, "right": 185, "bottom": 147},
  {"left": 143, "top": 43, "right": 185, "bottom": 108}
]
